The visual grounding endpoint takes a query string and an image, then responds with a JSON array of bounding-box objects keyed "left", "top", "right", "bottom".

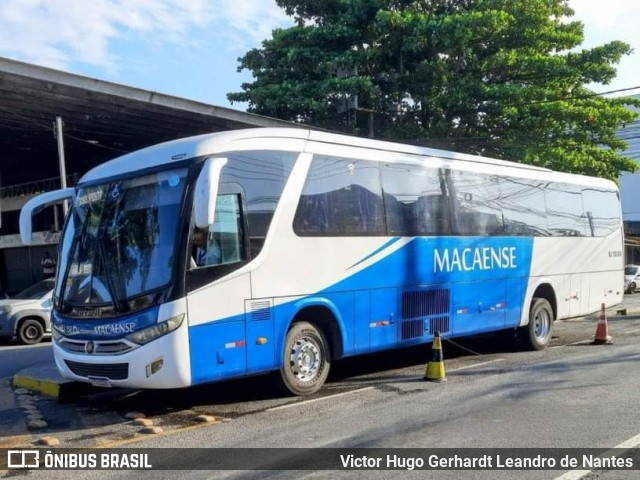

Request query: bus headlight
[
  {"left": 125, "top": 314, "right": 184, "bottom": 345},
  {"left": 51, "top": 328, "right": 63, "bottom": 342}
]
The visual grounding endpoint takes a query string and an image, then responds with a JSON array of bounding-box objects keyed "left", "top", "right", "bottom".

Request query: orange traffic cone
[
  {"left": 424, "top": 332, "right": 447, "bottom": 382},
  {"left": 593, "top": 303, "right": 613, "bottom": 345}
]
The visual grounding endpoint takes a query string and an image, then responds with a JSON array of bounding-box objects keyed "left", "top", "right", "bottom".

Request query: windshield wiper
[
  {"left": 97, "top": 237, "right": 127, "bottom": 314},
  {"left": 58, "top": 210, "right": 91, "bottom": 311}
]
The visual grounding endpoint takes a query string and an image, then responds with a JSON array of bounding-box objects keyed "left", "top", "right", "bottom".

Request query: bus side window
[
  {"left": 218, "top": 151, "right": 296, "bottom": 257},
  {"left": 295, "top": 195, "right": 329, "bottom": 233},
  {"left": 384, "top": 194, "right": 410, "bottom": 234},
  {"left": 582, "top": 188, "right": 620, "bottom": 237},
  {"left": 380, "top": 162, "right": 451, "bottom": 236},
  {"left": 546, "top": 184, "right": 588, "bottom": 236},
  {"left": 294, "top": 156, "right": 384, "bottom": 236},
  {"left": 414, "top": 195, "right": 447, "bottom": 235},
  {"left": 451, "top": 171, "right": 503, "bottom": 236},
  {"left": 189, "top": 194, "right": 244, "bottom": 270}
]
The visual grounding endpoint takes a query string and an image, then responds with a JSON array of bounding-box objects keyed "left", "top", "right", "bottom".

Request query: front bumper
[{"left": 52, "top": 321, "right": 192, "bottom": 389}]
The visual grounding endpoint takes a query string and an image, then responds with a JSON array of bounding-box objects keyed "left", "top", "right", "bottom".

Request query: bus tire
[
  {"left": 522, "top": 298, "right": 553, "bottom": 350},
  {"left": 278, "top": 321, "right": 330, "bottom": 396},
  {"left": 17, "top": 318, "right": 45, "bottom": 345}
]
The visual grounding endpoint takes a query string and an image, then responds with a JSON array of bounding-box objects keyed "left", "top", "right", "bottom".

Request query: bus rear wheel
[
  {"left": 278, "top": 321, "right": 330, "bottom": 396},
  {"left": 521, "top": 298, "right": 553, "bottom": 350}
]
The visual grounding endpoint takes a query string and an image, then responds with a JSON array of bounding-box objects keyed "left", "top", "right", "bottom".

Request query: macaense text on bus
[{"left": 434, "top": 246, "right": 517, "bottom": 273}]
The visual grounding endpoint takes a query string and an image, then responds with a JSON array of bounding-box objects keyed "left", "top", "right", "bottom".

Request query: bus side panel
[
  {"left": 327, "top": 237, "right": 534, "bottom": 341},
  {"left": 586, "top": 233, "right": 625, "bottom": 311},
  {"left": 187, "top": 273, "right": 252, "bottom": 385},
  {"left": 528, "top": 235, "right": 624, "bottom": 321},
  {"left": 451, "top": 279, "right": 506, "bottom": 335},
  {"left": 245, "top": 299, "right": 275, "bottom": 373},
  {"left": 589, "top": 270, "right": 624, "bottom": 312},
  {"left": 189, "top": 317, "right": 246, "bottom": 384},
  {"left": 368, "top": 288, "right": 398, "bottom": 349},
  {"left": 354, "top": 290, "right": 370, "bottom": 352},
  {"left": 505, "top": 277, "right": 526, "bottom": 328},
  {"left": 251, "top": 236, "right": 534, "bottom": 362}
]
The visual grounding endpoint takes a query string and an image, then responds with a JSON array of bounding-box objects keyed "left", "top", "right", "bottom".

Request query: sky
[{"left": 0, "top": 0, "right": 639, "bottom": 111}]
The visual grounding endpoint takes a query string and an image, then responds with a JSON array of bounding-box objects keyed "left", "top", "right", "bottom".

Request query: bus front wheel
[
  {"left": 521, "top": 298, "right": 554, "bottom": 350},
  {"left": 278, "top": 321, "right": 331, "bottom": 396}
]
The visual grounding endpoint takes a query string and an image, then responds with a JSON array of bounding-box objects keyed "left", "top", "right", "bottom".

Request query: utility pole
[{"left": 54, "top": 116, "right": 69, "bottom": 225}]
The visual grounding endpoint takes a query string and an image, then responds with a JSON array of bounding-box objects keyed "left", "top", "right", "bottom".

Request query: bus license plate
[{"left": 88, "top": 376, "right": 112, "bottom": 388}]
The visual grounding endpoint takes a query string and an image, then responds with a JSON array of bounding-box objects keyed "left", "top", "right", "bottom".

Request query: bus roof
[
  {"left": 79, "top": 127, "right": 617, "bottom": 190},
  {"left": 80, "top": 128, "right": 310, "bottom": 184}
]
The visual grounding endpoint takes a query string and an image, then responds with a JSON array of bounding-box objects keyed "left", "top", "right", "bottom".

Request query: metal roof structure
[{"left": 0, "top": 56, "right": 294, "bottom": 189}]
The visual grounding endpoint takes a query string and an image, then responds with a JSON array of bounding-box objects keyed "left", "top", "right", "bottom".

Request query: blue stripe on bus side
[
  {"left": 347, "top": 236, "right": 402, "bottom": 270},
  {"left": 188, "top": 236, "right": 534, "bottom": 385}
]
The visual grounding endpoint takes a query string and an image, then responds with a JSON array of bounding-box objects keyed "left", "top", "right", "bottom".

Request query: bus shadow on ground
[
  {"left": 58, "top": 331, "right": 527, "bottom": 422},
  {"left": 329, "top": 330, "right": 525, "bottom": 383}
]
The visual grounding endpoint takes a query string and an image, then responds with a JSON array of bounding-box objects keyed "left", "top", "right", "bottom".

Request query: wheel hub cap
[
  {"left": 534, "top": 311, "right": 550, "bottom": 338},
  {"left": 290, "top": 338, "right": 320, "bottom": 381}
]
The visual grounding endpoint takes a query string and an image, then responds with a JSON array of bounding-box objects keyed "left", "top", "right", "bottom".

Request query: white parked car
[
  {"left": 0, "top": 278, "right": 54, "bottom": 344},
  {"left": 624, "top": 265, "right": 640, "bottom": 294}
]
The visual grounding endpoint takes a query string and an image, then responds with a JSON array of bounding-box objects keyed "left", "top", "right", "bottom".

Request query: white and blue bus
[{"left": 20, "top": 128, "right": 624, "bottom": 395}]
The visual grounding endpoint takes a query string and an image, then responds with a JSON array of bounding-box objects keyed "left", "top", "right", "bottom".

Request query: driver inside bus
[{"left": 191, "top": 228, "right": 222, "bottom": 268}]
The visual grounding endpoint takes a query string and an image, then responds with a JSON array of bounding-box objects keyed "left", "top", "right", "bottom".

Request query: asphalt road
[
  {"left": 0, "top": 340, "right": 52, "bottom": 381},
  {"left": 11, "top": 320, "right": 640, "bottom": 480},
  {"left": 3, "top": 294, "right": 640, "bottom": 479}
]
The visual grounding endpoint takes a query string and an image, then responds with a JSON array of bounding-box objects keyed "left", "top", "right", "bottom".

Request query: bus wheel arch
[
  {"left": 278, "top": 305, "right": 342, "bottom": 396},
  {"left": 521, "top": 284, "right": 556, "bottom": 350}
]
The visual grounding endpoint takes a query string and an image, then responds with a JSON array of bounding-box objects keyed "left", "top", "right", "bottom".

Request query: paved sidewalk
[
  {"left": 13, "top": 364, "right": 88, "bottom": 399},
  {"left": 0, "top": 378, "right": 28, "bottom": 445}
]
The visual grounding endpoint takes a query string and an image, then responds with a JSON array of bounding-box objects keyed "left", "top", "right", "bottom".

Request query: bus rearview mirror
[
  {"left": 194, "top": 157, "right": 228, "bottom": 228},
  {"left": 19, "top": 188, "right": 75, "bottom": 245}
]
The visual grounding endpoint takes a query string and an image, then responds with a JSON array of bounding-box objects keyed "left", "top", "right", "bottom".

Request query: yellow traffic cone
[{"left": 424, "top": 332, "right": 447, "bottom": 382}]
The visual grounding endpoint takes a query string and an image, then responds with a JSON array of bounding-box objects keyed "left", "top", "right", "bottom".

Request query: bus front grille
[
  {"left": 65, "top": 360, "right": 128, "bottom": 380},
  {"left": 58, "top": 339, "right": 134, "bottom": 355}
]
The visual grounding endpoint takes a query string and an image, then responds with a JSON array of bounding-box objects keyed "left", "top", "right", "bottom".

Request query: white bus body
[{"left": 20, "top": 128, "right": 624, "bottom": 394}]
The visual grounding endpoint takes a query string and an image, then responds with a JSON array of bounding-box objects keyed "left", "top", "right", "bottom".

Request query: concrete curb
[{"left": 13, "top": 364, "right": 89, "bottom": 400}]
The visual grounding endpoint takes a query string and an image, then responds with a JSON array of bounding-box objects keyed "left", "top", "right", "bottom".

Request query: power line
[{"left": 593, "top": 86, "right": 640, "bottom": 96}]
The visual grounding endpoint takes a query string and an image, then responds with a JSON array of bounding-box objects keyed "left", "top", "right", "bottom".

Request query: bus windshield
[{"left": 56, "top": 168, "right": 188, "bottom": 313}]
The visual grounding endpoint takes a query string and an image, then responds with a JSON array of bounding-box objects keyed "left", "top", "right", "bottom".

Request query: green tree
[{"left": 228, "top": 0, "right": 639, "bottom": 180}]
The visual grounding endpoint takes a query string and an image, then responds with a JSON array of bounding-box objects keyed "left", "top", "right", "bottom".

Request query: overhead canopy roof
[{"left": 0, "top": 57, "right": 293, "bottom": 188}]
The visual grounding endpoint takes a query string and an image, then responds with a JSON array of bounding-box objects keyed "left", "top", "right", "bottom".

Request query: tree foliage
[{"left": 228, "top": 0, "right": 639, "bottom": 180}]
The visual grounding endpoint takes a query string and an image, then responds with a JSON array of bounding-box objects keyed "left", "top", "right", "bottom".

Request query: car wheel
[
  {"left": 277, "top": 321, "right": 330, "bottom": 396},
  {"left": 520, "top": 298, "right": 554, "bottom": 351},
  {"left": 17, "top": 319, "right": 45, "bottom": 345},
  {"left": 629, "top": 282, "right": 636, "bottom": 294}
]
